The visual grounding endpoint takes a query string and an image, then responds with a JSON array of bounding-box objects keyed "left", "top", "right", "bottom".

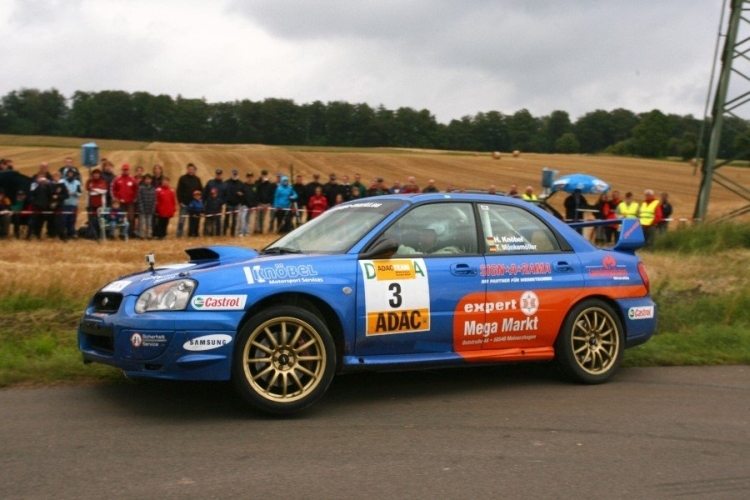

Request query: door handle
[
  {"left": 554, "top": 261, "right": 574, "bottom": 272},
  {"left": 451, "top": 263, "right": 478, "bottom": 276}
]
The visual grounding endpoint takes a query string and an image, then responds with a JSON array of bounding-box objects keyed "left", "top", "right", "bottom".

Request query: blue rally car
[{"left": 79, "top": 193, "right": 657, "bottom": 414}]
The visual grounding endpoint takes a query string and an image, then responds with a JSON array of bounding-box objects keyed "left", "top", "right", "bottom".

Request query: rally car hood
[{"left": 98, "top": 246, "right": 261, "bottom": 296}]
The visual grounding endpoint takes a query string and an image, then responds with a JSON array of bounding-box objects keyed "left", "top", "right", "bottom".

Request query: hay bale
[
  {"left": 492, "top": 151, "right": 501, "bottom": 160},
  {"left": 512, "top": 150, "right": 521, "bottom": 158}
]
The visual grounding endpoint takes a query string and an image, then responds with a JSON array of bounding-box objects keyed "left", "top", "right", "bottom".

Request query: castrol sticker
[
  {"left": 191, "top": 295, "right": 246, "bottom": 310},
  {"left": 628, "top": 306, "right": 654, "bottom": 320},
  {"left": 360, "top": 259, "right": 430, "bottom": 335}
]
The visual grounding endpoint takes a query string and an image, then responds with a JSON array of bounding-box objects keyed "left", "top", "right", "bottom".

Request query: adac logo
[
  {"left": 193, "top": 297, "right": 204, "bottom": 308},
  {"left": 602, "top": 255, "right": 617, "bottom": 269}
]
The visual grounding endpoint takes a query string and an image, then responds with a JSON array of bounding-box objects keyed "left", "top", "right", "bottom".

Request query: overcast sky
[{"left": 0, "top": 0, "right": 731, "bottom": 123}]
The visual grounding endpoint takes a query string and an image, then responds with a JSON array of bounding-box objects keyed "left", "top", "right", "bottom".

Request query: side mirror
[{"left": 360, "top": 237, "right": 399, "bottom": 259}]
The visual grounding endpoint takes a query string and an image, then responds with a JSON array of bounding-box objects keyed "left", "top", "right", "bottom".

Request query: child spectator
[
  {"left": 204, "top": 188, "right": 223, "bottom": 236},
  {"left": 136, "top": 174, "right": 156, "bottom": 239},
  {"left": 154, "top": 176, "right": 176, "bottom": 240},
  {"left": 307, "top": 186, "right": 328, "bottom": 219},
  {"left": 187, "top": 189, "right": 204, "bottom": 237},
  {"left": 105, "top": 199, "right": 129, "bottom": 240}
]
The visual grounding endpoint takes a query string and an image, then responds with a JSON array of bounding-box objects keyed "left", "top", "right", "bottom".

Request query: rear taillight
[{"left": 637, "top": 262, "right": 650, "bottom": 293}]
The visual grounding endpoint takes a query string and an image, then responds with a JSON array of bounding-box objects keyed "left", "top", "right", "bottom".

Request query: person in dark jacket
[
  {"left": 204, "top": 188, "right": 223, "bottom": 236},
  {"left": 292, "top": 174, "right": 307, "bottom": 227},
  {"left": 49, "top": 171, "right": 70, "bottom": 241},
  {"left": 27, "top": 174, "right": 52, "bottom": 239},
  {"left": 254, "top": 170, "right": 276, "bottom": 234},
  {"left": 176, "top": 163, "right": 203, "bottom": 237},
  {"left": 223, "top": 169, "right": 244, "bottom": 236},
  {"left": 238, "top": 173, "right": 258, "bottom": 237}
]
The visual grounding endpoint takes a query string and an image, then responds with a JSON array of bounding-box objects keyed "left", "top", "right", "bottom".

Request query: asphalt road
[{"left": 1, "top": 365, "right": 748, "bottom": 499}]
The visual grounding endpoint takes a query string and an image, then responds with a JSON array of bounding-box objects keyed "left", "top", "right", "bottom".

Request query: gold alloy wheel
[
  {"left": 241, "top": 316, "right": 327, "bottom": 403},
  {"left": 570, "top": 307, "right": 620, "bottom": 376}
]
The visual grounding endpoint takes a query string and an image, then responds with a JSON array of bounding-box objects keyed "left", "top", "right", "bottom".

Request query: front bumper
[{"left": 78, "top": 295, "right": 243, "bottom": 381}]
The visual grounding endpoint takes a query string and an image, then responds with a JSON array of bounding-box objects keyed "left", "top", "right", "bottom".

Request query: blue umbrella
[{"left": 551, "top": 173, "right": 610, "bottom": 195}]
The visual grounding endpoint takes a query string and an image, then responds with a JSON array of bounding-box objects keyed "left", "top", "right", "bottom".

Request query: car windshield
[{"left": 263, "top": 200, "right": 406, "bottom": 254}]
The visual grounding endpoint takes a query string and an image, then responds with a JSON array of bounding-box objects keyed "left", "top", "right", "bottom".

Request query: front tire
[
  {"left": 556, "top": 299, "right": 624, "bottom": 384},
  {"left": 232, "top": 306, "right": 336, "bottom": 415}
]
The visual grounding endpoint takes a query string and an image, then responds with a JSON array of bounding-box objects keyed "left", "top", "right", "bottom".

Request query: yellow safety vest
[
  {"left": 639, "top": 200, "right": 659, "bottom": 226},
  {"left": 522, "top": 194, "right": 538, "bottom": 201},
  {"left": 618, "top": 201, "right": 639, "bottom": 218}
]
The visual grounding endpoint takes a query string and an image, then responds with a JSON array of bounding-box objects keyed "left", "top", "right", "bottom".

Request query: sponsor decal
[
  {"left": 628, "top": 306, "right": 654, "bottom": 320},
  {"left": 331, "top": 202, "right": 383, "bottom": 211},
  {"left": 130, "top": 333, "right": 143, "bottom": 347},
  {"left": 587, "top": 256, "right": 630, "bottom": 280},
  {"left": 191, "top": 295, "right": 246, "bottom": 310},
  {"left": 453, "top": 289, "right": 576, "bottom": 352},
  {"left": 480, "top": 262, "right": 553, "bottom": 284},
  {"left": 130, "top": 332, "right": 167, "bottom": 348},
  {"left": 102, "top": 280, "right": 131, "bottom": 292},
  {"left": 361, "top": 259, "right": 430, "bottom": 335},
  {"left": 243, "top": 263, "right": 321, "bottom": 285},
  {"left": 140, "top": 273, "right": 179, "bottom": 283},
  {"left": 183, "top": 334, "right": 232, "bottom": 351}
]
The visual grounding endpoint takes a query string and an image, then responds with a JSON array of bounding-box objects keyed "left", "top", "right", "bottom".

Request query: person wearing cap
[
  {"left": 639, "top": 189, "right": 663, "bottom": 248},
  {"left": 238, "top": 173, "right": 258, "bottom": 237},
  {"left": 304, "top": 174, "right": 323, "bottom": 221},
  {"left": 111, "top": 164, "right": 138, "bottom": 237},
  {"left": 224, "top": 169, "right": 244, "bottom": 236},
  {"left": 202, "top": 168, "right": 227, "bottom": 236},
  {"left": 176, "top": 163, "right": 203, "bottom": 237},
  {"left": 254, "top": 169, "right": 276, "bottom": 233},
  {"left": 323, "top": 173, "right": 345, "bottom": 207}
]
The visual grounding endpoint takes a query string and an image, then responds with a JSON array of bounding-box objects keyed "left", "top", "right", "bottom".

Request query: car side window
[
  {"left": 383, "top": 202, "right": 478, "bottom": 256},
  {"left": 478, "top": 203, "right": 561, "bottom": 253}
]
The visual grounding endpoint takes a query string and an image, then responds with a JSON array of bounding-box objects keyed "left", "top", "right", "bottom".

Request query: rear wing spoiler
[{"left": 568, "top": 218, "right": 645, "bottom": 253}]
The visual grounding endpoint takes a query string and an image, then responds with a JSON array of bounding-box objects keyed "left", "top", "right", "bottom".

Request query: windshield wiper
[{"left": 260, "top": 247, "right": 302, "bottom": 255}]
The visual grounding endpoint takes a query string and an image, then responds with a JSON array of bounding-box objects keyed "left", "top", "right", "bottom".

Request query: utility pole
[{"left": 694, "top": 0, "right": 750, "bottom": 222}]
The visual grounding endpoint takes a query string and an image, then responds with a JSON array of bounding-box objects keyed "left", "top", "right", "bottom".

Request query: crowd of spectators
[{"left": 0, "top": 157, "right": 672, "bottom": 246}]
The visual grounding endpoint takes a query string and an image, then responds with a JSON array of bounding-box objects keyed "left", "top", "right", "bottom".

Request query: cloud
[{"left": 0, "top": 0, "right": 728, "bottom": 123}]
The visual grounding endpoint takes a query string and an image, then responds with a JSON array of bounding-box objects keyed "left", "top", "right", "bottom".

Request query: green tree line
[{"left": 1, "top": 87, "right": 748, "bottom": 159}]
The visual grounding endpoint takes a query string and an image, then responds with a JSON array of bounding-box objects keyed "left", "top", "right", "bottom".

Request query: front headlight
[{"left": 135, "top": 279, "right": 197, "bottom": 313}]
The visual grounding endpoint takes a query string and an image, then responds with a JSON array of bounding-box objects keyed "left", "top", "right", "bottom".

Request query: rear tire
[
  {"left": 232, "top": 306, "right": 336, "bottom": 414},
  {"left": 556, "top": 299, "right": 624, "bottom": 384}
]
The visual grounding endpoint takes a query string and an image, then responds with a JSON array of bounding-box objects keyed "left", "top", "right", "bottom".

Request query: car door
[
  {"left": 355, "top": 202, "right": 486, "bottom": 356},
  {"left": 461, "top": 202, "right": 584, "bottom": 352}
]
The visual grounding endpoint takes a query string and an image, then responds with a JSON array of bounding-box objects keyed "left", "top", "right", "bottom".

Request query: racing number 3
[{"left": 389, "top": 283, "right": 402, "bottom": 308}]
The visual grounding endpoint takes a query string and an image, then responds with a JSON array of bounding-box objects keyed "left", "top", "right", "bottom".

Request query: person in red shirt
[
  {"left": 154, "top": 176, "right": 177, "bottom": 239},
  {"left": 85, "top": 168, "right": 109, "bottom": 239},
  {"left": 111, "top": 163, "right": 138, "bottom": 236},
  {"left": 307, "top": 186, "right": 328, "bottom": 219}
]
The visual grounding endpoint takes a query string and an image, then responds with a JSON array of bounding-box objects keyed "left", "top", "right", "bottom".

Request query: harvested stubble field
[
  {"left": 1, "top": 134, "right": 748, "bottom": 300},
  {"left": 4, "top": 134, "right": 750, "bottom": 222}
]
